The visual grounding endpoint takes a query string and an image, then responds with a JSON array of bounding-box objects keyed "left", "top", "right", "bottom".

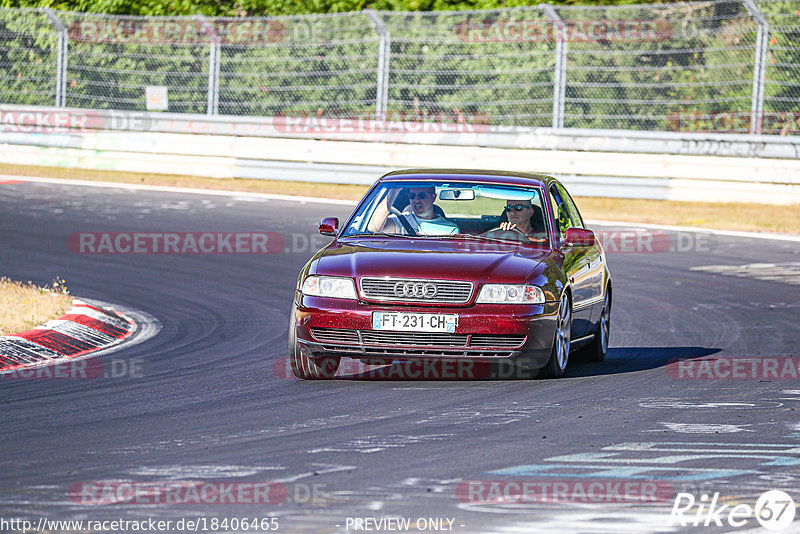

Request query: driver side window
[
  {"left": 549, "top": 186, "right": 578, "bottom": 239},
  {"left": 556, "top": 183, "right": 584, "bottom": 230}
]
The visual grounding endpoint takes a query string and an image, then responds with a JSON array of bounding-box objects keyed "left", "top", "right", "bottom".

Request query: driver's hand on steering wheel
[{"left": 496, "top": 222, "right": 547, "bottom": 244}]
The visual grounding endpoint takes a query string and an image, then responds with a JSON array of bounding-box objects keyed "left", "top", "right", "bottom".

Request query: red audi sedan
[{"left": 289, "top": 169, "right": 611, "bottom": 379}]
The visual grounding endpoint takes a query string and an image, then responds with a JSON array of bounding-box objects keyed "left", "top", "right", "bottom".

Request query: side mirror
[
  {"left": 319, "top": 217, "right": 339, "bottom": 237},
  {"left": 564, "top": 228, "right": 595, "bottom": 247}
]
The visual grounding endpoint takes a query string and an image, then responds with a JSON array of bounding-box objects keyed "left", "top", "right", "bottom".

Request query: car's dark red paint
[{"left": 289, "top": 169, "right": 612, "bottom": 380}]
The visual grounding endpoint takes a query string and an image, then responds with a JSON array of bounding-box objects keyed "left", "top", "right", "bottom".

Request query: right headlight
[
  {"left": 476, "top": 284, "right": 545, "bottom": 304},
  {"left": 301, "top": 276, "right": 357, "bottom": 300}
]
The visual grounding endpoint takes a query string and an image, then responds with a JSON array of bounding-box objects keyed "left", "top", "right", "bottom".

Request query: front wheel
[
  {"left": 288, "top": 307, "right": 340, "bottom": 380},
  {"left": 541, "top": 292, "right": 571, "bottom": 379}
]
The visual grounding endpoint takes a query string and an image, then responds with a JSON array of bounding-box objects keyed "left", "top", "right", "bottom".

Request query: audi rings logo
[{"left": 394, "top": 281, "right": 438, "bottom": 299}]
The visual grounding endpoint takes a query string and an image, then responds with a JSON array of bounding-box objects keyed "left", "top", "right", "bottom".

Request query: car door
[
  {"left": 548, "top": 183, "right": 593, "bottom": 338},
  {"left": 556, "top": 183, "right": 605, "bottom": 328}
]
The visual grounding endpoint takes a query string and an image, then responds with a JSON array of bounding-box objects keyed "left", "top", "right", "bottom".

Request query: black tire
[
  {"left": 580, "top": 288, "right": 611, "bottom": 363},
  {"left": 541, "top": 291, "right": 571, "bottom": 379},
  {"left": 288, "top": 307, "right": 340, "bottom": 380}
]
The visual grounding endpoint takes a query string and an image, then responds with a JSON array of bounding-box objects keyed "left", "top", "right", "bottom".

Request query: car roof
[{"left": 380, "top": 169, "right": 554, "bottom": 188}]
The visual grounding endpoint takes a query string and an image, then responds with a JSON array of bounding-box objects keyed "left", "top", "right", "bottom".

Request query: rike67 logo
[{"left": 670, "top": 490, "right": 796, "bottom": 530}]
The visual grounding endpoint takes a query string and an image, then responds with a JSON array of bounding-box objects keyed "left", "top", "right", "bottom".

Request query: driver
[{"left": 369, "top": 186, "right": 459, "bottom": 235}]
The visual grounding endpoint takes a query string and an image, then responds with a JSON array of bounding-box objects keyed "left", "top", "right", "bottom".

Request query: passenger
[
  {"left": 369, "top": 186, "right": 459, "bottom": 235},
  {"left": 491, "top": 199, "right": 547, "bottom": 244}
]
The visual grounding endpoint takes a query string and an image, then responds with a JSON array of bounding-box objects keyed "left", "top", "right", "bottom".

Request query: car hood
[{"left": 314, "top": 238, "right": 552, "bottom": 285}]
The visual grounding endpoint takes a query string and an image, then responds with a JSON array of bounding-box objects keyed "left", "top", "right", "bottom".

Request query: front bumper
[{"left": 293, "top": 294, "right": 559, "bottom": 369}]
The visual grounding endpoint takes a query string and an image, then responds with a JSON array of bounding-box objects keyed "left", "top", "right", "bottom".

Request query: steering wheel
[
  {"left": 388, "top": 205, "right": 419, "bottom": 237},
  {"left": 482, "top": 226, "right": 547, "bottom": 244},
  {"left": 486, "top": 225, "right": 527, "bottom": 236}
]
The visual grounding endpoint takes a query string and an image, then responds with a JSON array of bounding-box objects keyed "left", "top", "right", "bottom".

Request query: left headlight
[
  {"left": 476, "top": 284, "right": 545, "bottom": 304},
  {"left": 301, "top": 276, "right": 357, "bottom": 300}
]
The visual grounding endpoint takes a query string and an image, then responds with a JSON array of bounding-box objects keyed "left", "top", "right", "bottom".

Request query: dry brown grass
[
  {"left": 0, "top": 163, "right": 369, "bottom": 201},
  {"left": 0, "top": 277, "right": 72, "bottom": 336},
  {"left": 573, "top": 196, "right": 800, "bottom": 235},
  {"left": 2, "top": 163, "right": 798, "bottom": 235}
]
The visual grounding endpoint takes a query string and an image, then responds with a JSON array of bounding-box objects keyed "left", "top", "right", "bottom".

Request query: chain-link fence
[{"left": 0, "top": 0, "right": 797, "bottom": 134}]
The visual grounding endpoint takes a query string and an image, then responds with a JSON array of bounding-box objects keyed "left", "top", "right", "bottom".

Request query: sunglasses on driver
[
  {"left": 407, "top": 192, "right": 432, "bottom": 200},
  {"left": 504, "top": 204, "right": 532, "bottom": 212}
]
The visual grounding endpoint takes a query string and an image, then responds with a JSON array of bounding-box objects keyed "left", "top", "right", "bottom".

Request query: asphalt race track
[{"left": 1, "top": 179, "right": 799, "bottom": 534}]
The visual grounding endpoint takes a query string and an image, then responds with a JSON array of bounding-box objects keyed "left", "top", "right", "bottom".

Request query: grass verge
[
  {"left": 2, "top": 163, "right": 798, "bottom": 235},
  {"left": 0, "top": 277, "right": 72, "bottom": 336}
]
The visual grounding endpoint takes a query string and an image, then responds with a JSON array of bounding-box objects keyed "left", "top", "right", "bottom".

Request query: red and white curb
[{"left": 0, "top": 298, "right": 137, "bottom": 373}]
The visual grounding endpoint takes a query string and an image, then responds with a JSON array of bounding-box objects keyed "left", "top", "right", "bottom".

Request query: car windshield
[{"left": 341, "top": 180, "right": 550, "bottom": 247}]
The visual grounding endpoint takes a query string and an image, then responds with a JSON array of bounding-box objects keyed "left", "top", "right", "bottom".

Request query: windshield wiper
[
  {"left": 342, "top": 232, "right": 414, "bottom": 238},
  {"left": 454, "top": 233, "right": 515, "bottom": 244},
  {"left": 455, "top": 233, "right": 549, "bottom": 246}
]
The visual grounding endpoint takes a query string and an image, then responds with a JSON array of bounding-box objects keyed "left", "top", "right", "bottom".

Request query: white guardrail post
[
  {"left": 741, "top": 0, "right": 768, "bottom": 135},
  {"left": 41, "top": 8, "right": 67, "bottom": 108},
  {"left": 196, "top": 15, "right": 221, "bottom": 115},
  {"left": 540, "top": 4, "right": 567, "bottom": 130},
  {"left": 365, "top": 10, "right": 390, "bottom": 121}
]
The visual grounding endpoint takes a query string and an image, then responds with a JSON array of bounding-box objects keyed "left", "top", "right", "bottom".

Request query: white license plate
[{"left": 372, "top": 312, "right": 458, "bottom": 333}]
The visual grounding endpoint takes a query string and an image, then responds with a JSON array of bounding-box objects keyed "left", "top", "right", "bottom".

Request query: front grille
[
  {"left": 470, "top": 334, "right": 526, "bottom": 348},
  {"left": 310, "top": 328, "right": 359, "bottom": 344},
  {"left": 307, "top": 329, "right": 526, "bottom": 350},
  {"left": 362, "top": 347, "right": 514, "bottom": 358},
  {"left": 361, "top": 331, "right": 469, "bottom": 347},
  {"left": 360, "top": 277, "right": 473, "bottom": 304}
]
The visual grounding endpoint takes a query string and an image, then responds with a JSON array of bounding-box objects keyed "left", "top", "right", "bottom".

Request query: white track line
[
  {"left": 584, "top": 219, "right": 800, "bottom": 243},
  {"left": 7, "top": 174, "right": 800, "bottom": 242}
]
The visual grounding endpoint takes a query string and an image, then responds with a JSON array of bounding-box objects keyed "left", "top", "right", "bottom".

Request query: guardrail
[{"left": 1, "top": 105, "right": 798, "bottom": 204}]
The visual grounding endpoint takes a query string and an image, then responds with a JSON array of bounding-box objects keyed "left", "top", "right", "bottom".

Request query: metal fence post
[
  {"left": 541, "top": 4, "right": 567, "bottom": 129},
  {"left": 196, "top": 15, "right": 220, "bottom": 115},
  {"left": 742, "top": 0, "right": 768, "bottom": 135},
  {"left": 41, "top": 8, "right": 67, "bottom": 107},
  {"left": 365, "top": 10, "right": 390, "bottom": 120}
]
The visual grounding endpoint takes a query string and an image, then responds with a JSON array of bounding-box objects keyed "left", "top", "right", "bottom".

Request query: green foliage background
[
  {"left": 0, "top": 0, "right": 797, "bottom": 134},
  {"left": 1, "top": 0, "right": 682, "bottom": 17}
]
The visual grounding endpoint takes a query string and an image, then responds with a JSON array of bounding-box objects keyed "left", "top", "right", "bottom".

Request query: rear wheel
[
  {"left": 580, "top": 288, "right": 611, "bottom": 362},
  {"left": 288, "top": 307, "right": 340, "bottom": 380},
  {"left": 541, "top": 292, "right": 571, "bottom": 379}
]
